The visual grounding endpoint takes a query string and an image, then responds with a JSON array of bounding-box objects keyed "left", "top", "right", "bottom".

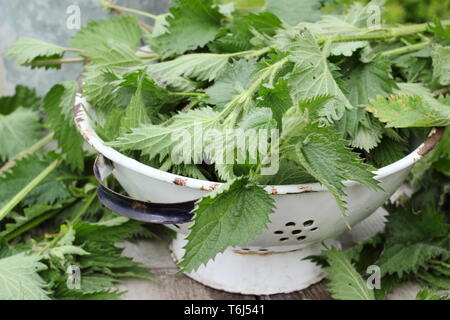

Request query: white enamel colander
[{"left": 74, "top": 93, "right": 443, "bottom": 295}]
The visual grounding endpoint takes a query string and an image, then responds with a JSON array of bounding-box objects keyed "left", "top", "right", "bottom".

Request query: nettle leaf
[
  {"left": 210, "top": 11, "right": 282, "bottom": 53},
  {"left": 419, "top": 268, "right": 450, "bottom": 290},
  {"left": 429, "top": 19, "right": 450, "bottom": 42},
  {"left": 44, "top": 82, "right": 85, "bottom": 171},
  {"left": 70, "top": 15, "right": 142, "bottom": 54},
  {"left": 0, "top": 253, "right": 49, "bottom": 300},
  {"left": 0, "top": 108, "right": 42, "bottom": 162},
  {"left": 365, "top": 94, "right": 450, "bottom": 128},
  {"left": 285, "top": 30, "right": 352, "bottom": 123},
  {"left": 307, "top": 1, "right": 378, "bottom": 56},
  {"left": 323, "top": 248, "right": 375, "bottom": 300},
  {"left": 75, "top": 275, "right": 117, "bottom": 294},
  {"left": 160, "top": 159, "right": 208, "bottom": 181},
  {"left": 416, "top": 288, "right": 449, "bottom": 300},
  {"left": 0, "top": 85, "right": 41, "bottom": 115},
  {"left": 256, "top": 79, "right": 293, "bottom": 128},
  {"left": 7, "top": 38, "right": 66, "bottom": 69},
  {"left": 148, "top": 53, "right": 230, "bottom": 82},
  {"left": 206, "top": 59, "right": 259, "bottom": 107},
  {"left": 150, "top": 0, "right": 224, "bottom": 58},
  {"left": 266, "top": 0, "right": 323, "bottom": 26},
  {"left": 285, "top": 123, "right": 380, "bottom": 213},
  {"left": 0, "top": 203, "right": 66, "bottom": 240},
  {"left": 239, "top": 108, "right": 276, "bottom": 131},
  {"left": 79, "top": 41, "right": 144, "bottom": 111},
  {"left": 343, "top": 57, "right": 398, "bottom": 108},
  {"left": 121, "top": 71, "right": 183, "bottom": 111},
  {"left": 77, "top": 241, "right": 139, "bottom": 269},
  {"left": 258, "top": 160, "right": 315, "bottom": 185},
  {"left": 432, "top": 44, "right": 450, "bottom": 86},
  {"left": 393, "top": 82, "right": 435, "bottom": 99},
  {"left": 368, "top": 137, "right": 408, "bottom": 168},
  {"left": 109, "top": 107, "right": 220, "bottom": 162},
  {"left": 84, "top": 67, "right": 178, "bottom": 114},
  {"left": 275, "top": 1, "right": 379, "bottom": 57},
  {"left": 339, "top": 57, "right": 397, "bottom": 151},
  {"left": 81, "top": 67, "right": 122, "bottom": 110},
  {"left": 53, "top": 286, "right": 123, "bottom": 300},
  {"left": 88, "top": 41, "right": 142, "bottom": 67},
  {"left": 0, "top": 156, "right": 71, "bottom": 208},
  {"left": 152, "top": 14, "right": 170, "bottom": 37},
  {"left": 74, "top": 220, "right": 143, "bottom": 243},
  {"left": 348, "top": 119, "right": 383, "bottom": 152},
  {"left": 385, "top": 204, "right": 448, "bottom": 245},
  {"left": 392, "top": 50, "right": 432, "bottom": 83},
  {"left": 179, "top": 177, "right": 275, "bottom": 271},
  {"left": 49, "top": 245, "right": 89, "bottom": 260},
  {"left": 337, "top": 108, "right": 384, "bottom": 152},
  {"left": 120, "top": 74, "right": 151, "bottom": 134},
  {"left": 377, "top": 243, "right": 450, "bottom": 277}
]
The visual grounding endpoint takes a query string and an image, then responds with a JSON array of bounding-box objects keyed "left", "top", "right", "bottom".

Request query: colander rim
[{"left": 74, "top": 94, "right": 443, "bottom": 195}]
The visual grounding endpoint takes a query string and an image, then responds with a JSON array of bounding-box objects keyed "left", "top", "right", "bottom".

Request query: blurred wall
[{"left": 0, "top": 0, "right": 170, "bottom": 95}]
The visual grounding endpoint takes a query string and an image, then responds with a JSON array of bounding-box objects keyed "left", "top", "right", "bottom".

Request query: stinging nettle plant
[{"left": 7, "top": 0, "right": 450, "bottom": 272}]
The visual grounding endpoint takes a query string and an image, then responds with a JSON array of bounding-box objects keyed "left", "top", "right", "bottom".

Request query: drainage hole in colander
[
  {"left": 174, "top": 224, "right": 181, "bottom": 229},
  {"left": 274, "top": 230, "right": 284, "bottom": 235},
  {"left": 279, "top": 237, "right": 289, "bottom": 242},
  {"left": 297, "top": 236, "right": 307, "bottom": 241},
  {"left": 310, "top": 227, "right": 318, "bottom": 231},
  {"left": 259, "top": 249, "right": 268, "bottom": 252},
  {"left": 291, "top": 230, "right": 302, "bottom": 235},
  {"left": 285, "top": 222, "right": 296, "bottom": 227},
  {"left": 241, "top": 248, "right": 251, "bottom": 251},
  {"left": 303, "top": 220, "right": 314, "bottom": 227}
]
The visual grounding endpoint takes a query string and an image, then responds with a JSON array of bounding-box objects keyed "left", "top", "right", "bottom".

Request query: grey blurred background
[{"left": 0, "top": 0, "right": 170, "bottom": 95}]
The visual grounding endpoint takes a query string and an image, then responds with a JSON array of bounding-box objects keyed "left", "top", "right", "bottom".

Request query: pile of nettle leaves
[
  {"left": 2, "top": 0, "right": 450, "bottom": 299},
  {"left": 0, "top": 86, "right": 156, "bottom": 299}
]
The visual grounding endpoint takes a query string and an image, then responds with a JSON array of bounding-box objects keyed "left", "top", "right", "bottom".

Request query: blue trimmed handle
[{"left": 93, "top": 155, "right": 195, "bottom": 224}]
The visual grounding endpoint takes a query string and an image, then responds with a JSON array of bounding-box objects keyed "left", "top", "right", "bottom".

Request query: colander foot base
[{"left": 170, "top": 235, "right": 340, "bottom": 296}]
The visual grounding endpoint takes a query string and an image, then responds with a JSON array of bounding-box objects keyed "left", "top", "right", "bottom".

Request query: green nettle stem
[
  {"left": 0, "top": 159, "right": 62, "bottom": 223},
  {"left": 3, "top": 201, "right": 74, "bottom": 242},
  {"left": 27, "top": 57, "right": 86, "bottom": 66},
  {"left": 99, "top": 0, "right": 159, "bottom": 20},
  {"left": 0, "top": 133, "right": 54, "bottom": 176},
  {"left": 230, "top": 46, "right": 274, "bottom": 58},
  {"left": 169, "top": 92, "right": 207, "bottom": 98},
  {"left": 381, "top": 40, "right": 431, "bottom": 57},
  {"left": 137, "top": 53, "right": 160, "bottom": 59},
  {"left": 38, "top": 192, "right": 97, "bottom": 254},
  {"left": 220, "top": 56, "right": 289, "bottom": 127},
  {"left": 317, "top": 19, "right": 450, "bottom": 43},
  {"left": 71, "top": 192, "right": 97, "bottom": 224}
]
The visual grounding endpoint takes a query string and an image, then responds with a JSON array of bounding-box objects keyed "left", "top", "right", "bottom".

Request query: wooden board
[
  {"left": 116, "top": 209, "right": 416, "bottom": 300},
  {"left": 116, "top": 239, "right": 331, "bottom": 300}
]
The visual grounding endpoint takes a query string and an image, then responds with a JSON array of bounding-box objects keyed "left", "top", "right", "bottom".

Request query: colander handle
[{"left": 93, "top": 155, "right": 195, "bottom": 224}]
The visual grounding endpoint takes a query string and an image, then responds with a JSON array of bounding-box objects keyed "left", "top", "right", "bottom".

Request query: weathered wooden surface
[
  {"left": 116, "top": 208, "right": 417, "bottom": 300},
  {"left": 116, "top": 239, "right": 331, "bottom": 300}
]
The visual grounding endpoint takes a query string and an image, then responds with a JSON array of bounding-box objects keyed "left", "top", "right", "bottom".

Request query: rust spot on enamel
[
  {"left": 82, "top": 132, "right": 90, "bottom": 142},
  {"left": 271, "top": 188, "right": 278, "bottom": 195},
  {"left": 174, "top": 177, "right": 187, "bottom": 186},
  {"left": 418, "top": 128, "right": 444, "bottom": 156},
  {"left": 73, "top": 103, "right": 84, "bottom": 123},
  {"left": 208, "top": 184, "right": 220, "bottom": 191},
  {"left": 131, "top": 201, "right": 148, "bottom": 209},
  {"left": 298, "top": 186, "right": 315, "bottom": 193}
]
